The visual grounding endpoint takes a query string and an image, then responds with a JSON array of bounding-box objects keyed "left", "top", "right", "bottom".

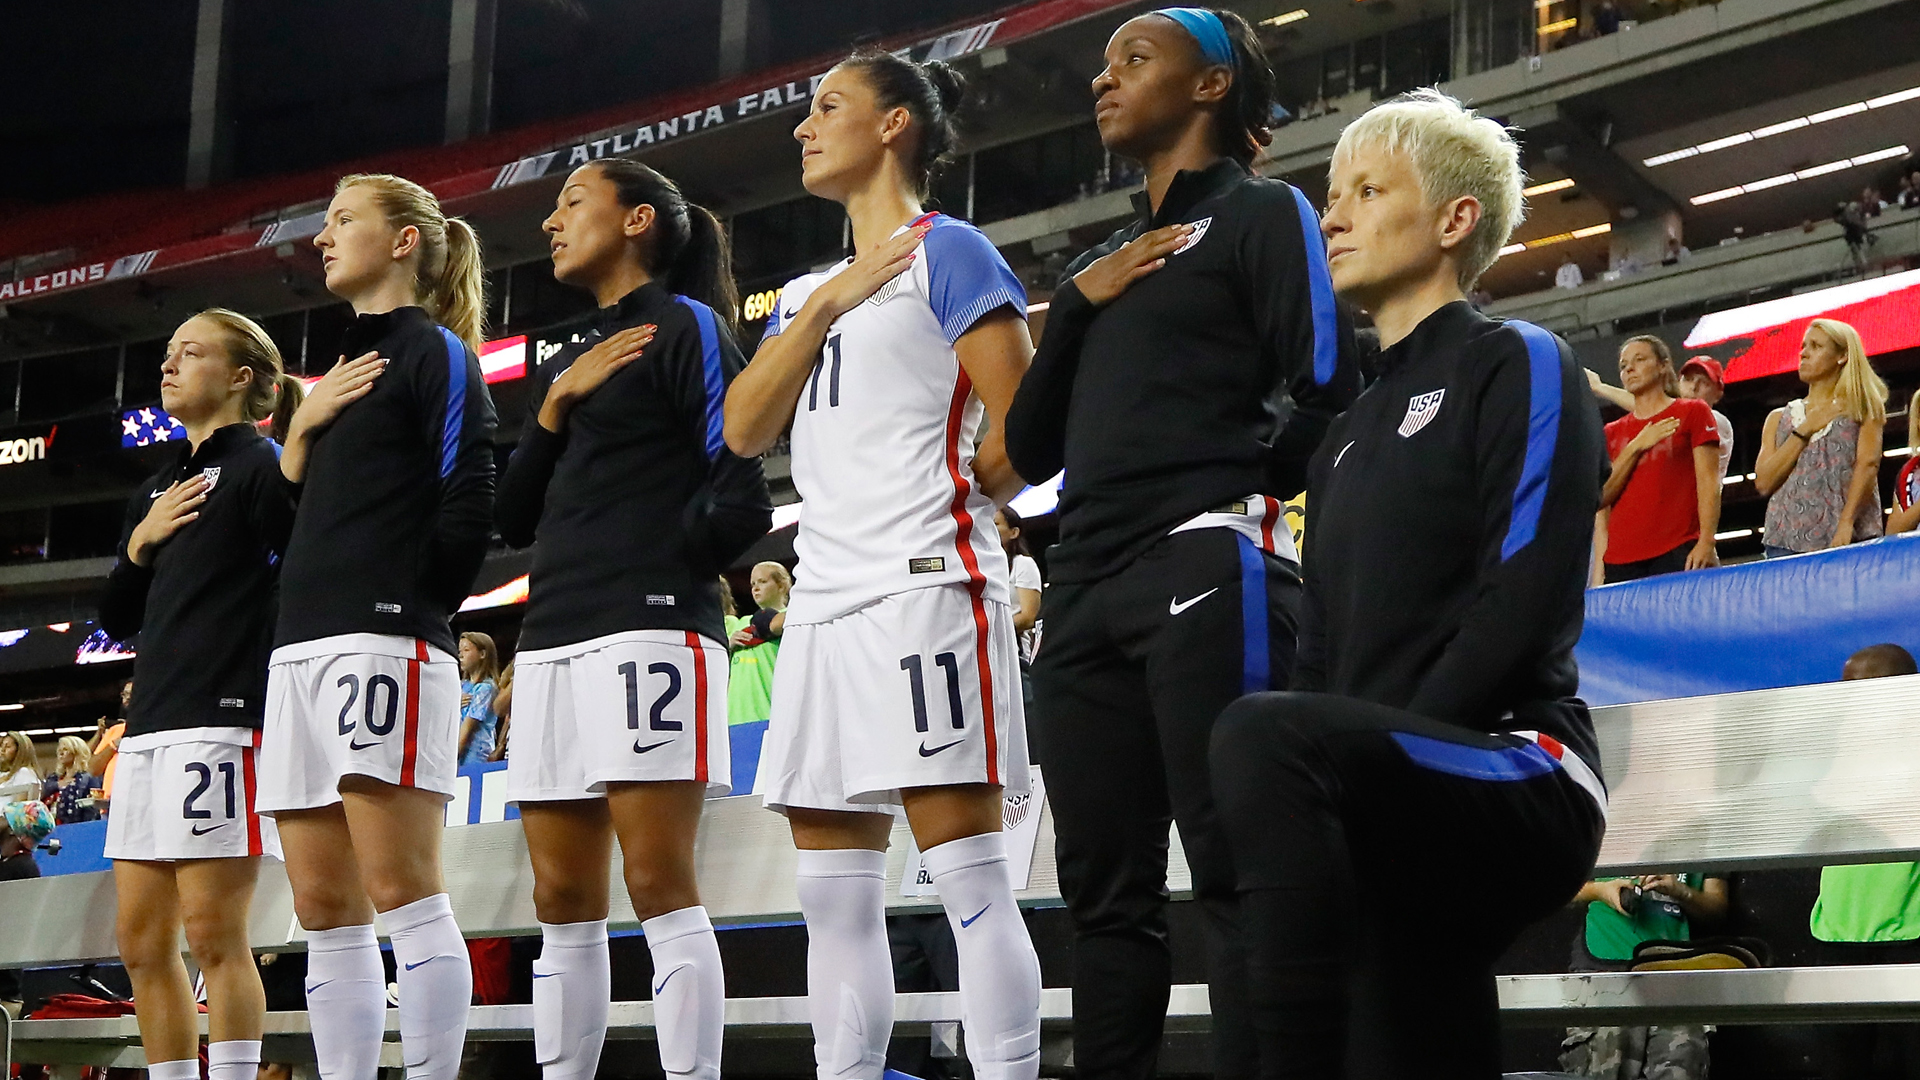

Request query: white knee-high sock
[
  {"left": 926, "top": 833, "right": 1042, "bottom": 1080},
  {"left": 644, "top": 906, "right": 726, "bottom": 1080},
  {"left": 384, "top": 893, "right": 471, "bottom": 1080},
  {"left": 795, "top": 848, "right": 893, "bottom": 1080},
  {"left": 147, "top": 1059, "right": 201, "bottom": 1080},
  {"left": 208, "top": 1039, "right": 263, "bottom": 1080},
  {"left": 532, "top": 919, "right": 610, "bottom": 1080},
  {"left": 304, "top": 923, "right": 388, "bottom": 1080}
]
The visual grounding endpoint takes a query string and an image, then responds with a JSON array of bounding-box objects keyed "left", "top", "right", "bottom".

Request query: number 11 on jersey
[{"left": 807, "top": 333, "right": 843, "bottom": 411}]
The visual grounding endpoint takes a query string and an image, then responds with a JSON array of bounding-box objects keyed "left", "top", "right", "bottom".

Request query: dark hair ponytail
[
  {"left": 1210, "top": 10, "right": 1277, "bottom": 165},
  {"left": 590, "top": 159, "right": 740, "bottom": 337},
  {"left": 837, "top": 49, "right": 967, "bottom": 195}
]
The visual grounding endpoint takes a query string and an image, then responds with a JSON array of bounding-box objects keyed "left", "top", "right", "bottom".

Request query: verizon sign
[{"left": 0, "top": 425, "right": 55, "bottom": 466}]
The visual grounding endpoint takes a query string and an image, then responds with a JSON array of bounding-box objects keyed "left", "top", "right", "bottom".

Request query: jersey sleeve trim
[
  {"left": 434, "top": 326, "right": 469, "bottom": 479},
  {"left": 674, "top": 296, "right": 729, "bottom": 461},
  {"left": 1500, "top": 320, "right": 1565, "bottom": 562},
  {"left": 1286, "top": 183, "right": 1340, "bottom": 387},
  {"left": 925, "top": 216, "right": 1027, "bottom": 345}
]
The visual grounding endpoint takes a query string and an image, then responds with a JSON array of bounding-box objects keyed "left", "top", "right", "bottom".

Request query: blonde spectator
[
  {"left": 1888, "top": 389, "right": 1920, "bottom": 536},
  {"left": 1755, "top": 319, "right": 1887, "bottom": 555},
  {"left": 41, "top": 736, "right": 97, "bottom": 824},
  {"left": 0, "top": 732, "right": 42, "bottom": 803}
]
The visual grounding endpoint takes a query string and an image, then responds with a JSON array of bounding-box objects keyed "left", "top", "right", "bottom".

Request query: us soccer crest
[
  {"left": 199, "top": 466, "right": 222, "bottom": 491},
  {"left": 1171, "top": 216, "right": 1212, "bottom": 255},
  {"left": 1397, "top": 389, "right": 1445, "bottom": 438},
  {"left": 866, "top": 273, "right": 902, "bottom": 307}
]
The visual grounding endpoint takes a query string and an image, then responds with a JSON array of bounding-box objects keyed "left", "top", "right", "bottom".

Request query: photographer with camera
[{"left": 1561, "top": 872, "right": 1728, "bottom": 1078}]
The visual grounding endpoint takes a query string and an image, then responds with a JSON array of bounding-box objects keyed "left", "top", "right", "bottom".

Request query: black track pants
[
  {"left": 1210, "top": 692, "right": 1605, "bottom": 1079},
  {"left": 1033, "top": 528, "right": 1301, "bottom": 1080}
]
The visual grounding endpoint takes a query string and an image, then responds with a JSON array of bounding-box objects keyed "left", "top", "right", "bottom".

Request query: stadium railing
[{"left": 6, "top": 672, "right": 1920, "bottom": 1073}]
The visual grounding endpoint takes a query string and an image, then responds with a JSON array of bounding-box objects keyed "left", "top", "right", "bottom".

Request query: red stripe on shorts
[
  {"left": 1260, "top": 496, "right": 1280, "bottom": 553},
  {"left": 244, "top": 730, "right": 262, "bottom": 857},
  {"left": 685, "top": 631, "right": 710, "bottom": 784},
  {"left": 941, "top": 370, "right": 999, "bottom": 785},
  {"left": 401, "top": 639, "right": 426, "bottom": 786}
]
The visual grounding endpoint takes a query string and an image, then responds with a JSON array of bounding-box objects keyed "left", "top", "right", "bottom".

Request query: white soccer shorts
[
  {"left": 257, "top": 634, "right": 462, "bottom": 813},
  {"left": 104, "top": 728, "right": 281, "bottom": 861},
  {"left": 507, "top": 629, "right": 731, "bottom": 803},
  {"left": 756, "top": 583, "right": 1029, "bottom": 814}
]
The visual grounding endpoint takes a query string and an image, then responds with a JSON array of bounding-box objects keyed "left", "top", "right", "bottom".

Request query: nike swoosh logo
[
  {"left": 349, "top": 739, "right": 381, "bottom": 750},
  {"left": 403, "top": 959, "right": 435, "bottom": 971},
  {"left": 305, "top": 980, "right": 333, "bottom": 994},
  {"left": 190, "top": 822, "right": 228, "bottom": 836},
  {"left": 1169, "top": 588, "right": 1220, "bottom": 616},
  {"left": 149, "top": 490, "right": 166, "bottom": 499},
  {"left": 532, "top": 971, "right": 558, "bottom": 979},
  {"left": 919, "top": 738, "right": 965, "bottom": 757},
  {"left": 633, "top": 739, "right": 672, "bottom": 754},
  {"left": 960, "top": 904, "right": 991, "bottom": 928},
  {"left": 653, "top": 966, "right": 683, "bottom": 996},
  {"left": 1333, "top": 439, "right": 1356, "bottom": 467}
]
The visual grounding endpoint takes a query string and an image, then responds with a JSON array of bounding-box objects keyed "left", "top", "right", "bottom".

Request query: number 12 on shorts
[{"left": 901, "top": 652, "right": 964, "bottom": 733}]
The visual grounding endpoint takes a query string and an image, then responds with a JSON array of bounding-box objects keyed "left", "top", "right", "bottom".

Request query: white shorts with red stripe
[
  {"left": 507, "top": 630, "right": 730, "bottom": 803},
  {"left": 756, "top": 583, "right": 1028, "bottom": 815},
  {"left": 256, "top": 634, "right": 462, "bottom": 813},
  {"left": 1168, "top": 493, "right": 1297, "bottom": 563},
  {"left": 105, "top": 727, "right": 281, "bottom": 861}
]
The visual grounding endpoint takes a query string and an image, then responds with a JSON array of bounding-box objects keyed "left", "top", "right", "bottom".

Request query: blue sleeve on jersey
[
  {"left": 674, "top": 296, "right": 730, "bottom": 461},
  {"left": 924, "top": 218, "right": 1026, "bottom": 345},
  {"left": 762, "top": 277, "right": 803, "bottom": 340},
  {"left": 434, "top": 326, "right": 469, "bottom": 479}
]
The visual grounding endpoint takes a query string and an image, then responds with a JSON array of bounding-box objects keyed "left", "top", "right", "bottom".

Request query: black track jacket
[
  {"left": 100, "top": 424, "right": 293, "bottom": 736},
  {"left": 1297, "top": 301, "right": 1606, "bottom": 770},
  {"left": 495, "top": 283, "right": 772, "bottom": 650},
  {"left": 274, "top": 306, "right": 497, "bottom": 656},
  {"left": 1005, "top": 158, "right": 1359, "bottom": 583}
]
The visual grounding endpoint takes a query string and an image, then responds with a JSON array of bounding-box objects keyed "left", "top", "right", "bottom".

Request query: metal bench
[{"left": 6, "top": 673, "right": 1920, "bottom": 1073}]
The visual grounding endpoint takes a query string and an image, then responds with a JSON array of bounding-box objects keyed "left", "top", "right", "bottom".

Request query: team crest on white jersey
[
  {"left": 199, "top": 466, "right": 222, "bottom": 491},
  {"left": 1397, "top": 390, "right": 1445, "bottom": 438},
  {"left": 866, "top": 273, "right": 903, "bottom": 307},
  {"left": 1172, "top": 217, "right": 1212, "bottom": 255}
]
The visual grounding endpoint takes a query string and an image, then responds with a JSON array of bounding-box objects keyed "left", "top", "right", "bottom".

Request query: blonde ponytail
[
  {"left": 270, "top": 372, "right": 307, "bottom": 443},
  {"left": 336, "top": 173, "right": 488, "bottom": 353}
]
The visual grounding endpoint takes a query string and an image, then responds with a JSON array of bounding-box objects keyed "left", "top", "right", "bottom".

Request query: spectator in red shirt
[{"left": 1598, "top": 335, "right": 1721, "bottom": 582}]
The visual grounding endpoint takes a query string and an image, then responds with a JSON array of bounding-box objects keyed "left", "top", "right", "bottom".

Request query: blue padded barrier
[{"left": 1577, "top": 532, "right": 1920, "bottom": 705}]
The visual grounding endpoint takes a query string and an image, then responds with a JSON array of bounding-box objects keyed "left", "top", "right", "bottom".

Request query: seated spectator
[
  {"left": 1598, "top": 336, "right": 1721, "bottom": 581},
  {"left": 1861, "top": 185, "right": 1887, "bottom": 216},
  {"left": 40, "top": 735, "right": 97, "bottom": 825},
  {"left": 1811, "top": 643, "right": 1920, "bottom": 1079},
  {"left": 1556, "top": 252, "right": 1586, "bottom": 289},
  {"left": 1561, "top": 871, "right": 1728, "bottom": 1079},
  {"left": 1661, "top": 236, "right": 1691, "bottom": 265},
  {"left": 456, "top": 631, "right": 502, "bottom": 767},
  {"left": 1754, "top": 318, "right": 1886, "bottom": 556},
  {"left": 1595, "top": 0, "right": 1622, "bottom": 34},
  {"left": 1891, "top": 389, "right": 1920, "bottom": 536},
  {"left": 0, "top": 731, "right": 42, "bottom": 804},
  {"left": 1902, "top": 172, "right": 1920, "bottom": 210}
]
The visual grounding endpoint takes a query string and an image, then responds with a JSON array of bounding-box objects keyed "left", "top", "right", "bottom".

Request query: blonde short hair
[{"left": 1332, "top": 88, "right": 1527, "bottom": 289}]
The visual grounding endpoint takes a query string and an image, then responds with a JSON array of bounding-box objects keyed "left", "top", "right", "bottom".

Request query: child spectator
[
  {"left": 456, "top": 632, "right": 502, "bottom": 767},
  {"left": 1598, "top": 336, "right": 1721, "bottom": 581}
]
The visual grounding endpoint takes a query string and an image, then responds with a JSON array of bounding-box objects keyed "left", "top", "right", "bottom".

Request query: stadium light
[
  {"left": 1643, "top": 85, "right": 1920, "bottom": 167},
  {"left": 1688, "top": 145, "right": 1911, "bottom": 205},
  {"left": 1260, "top": 9, "right": 1309, "bottom": 27},
  {"left": 0, "top": 702, "right": 22, "bottom": 711},
  {"left": 1523, "top": 178, "right": 1576, "bottom": 197}
]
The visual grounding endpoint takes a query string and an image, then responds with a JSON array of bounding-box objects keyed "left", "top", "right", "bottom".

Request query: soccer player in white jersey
[{"left": 724, "top": 49, "right": 1044, "bottom": 1080}]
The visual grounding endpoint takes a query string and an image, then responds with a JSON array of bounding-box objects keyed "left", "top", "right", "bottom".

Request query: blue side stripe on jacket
[
  {"left": 1390, "top": 731, "right": 1560, "bottom": 782},
  {"left": 675, "top": 296, "right": 729, "bottom": 461},
  {"left": 434, "top": 326, "right": 468, "bottom": 480},
  {"left": 1287, "top": 184, "right": 1339, "bottom": 387},
  {"left": 1238, "top": 534, "right": 1270, "bottom": 695},
  {"left": 1501, "top": 320, "right": 1563, "bottom": 561}
]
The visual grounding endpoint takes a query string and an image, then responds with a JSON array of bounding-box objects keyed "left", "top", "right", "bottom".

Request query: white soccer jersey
[{"left": 767, "top": 213, "right": 1026, "bottom": 625}]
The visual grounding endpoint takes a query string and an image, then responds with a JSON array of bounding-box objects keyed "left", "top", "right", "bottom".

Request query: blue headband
[{"left": 1151, "top": 7, "right": 1235, "bottom": 68}]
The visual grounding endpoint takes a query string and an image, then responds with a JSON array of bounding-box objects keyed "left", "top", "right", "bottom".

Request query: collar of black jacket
[
  {"left": 1130, "top": 158, "right": 1251, "bottom": 228},
  {"left": 175, "top": 421, "right": 262, "bottom": 472},
  {"left": 1373, "top": 299, "right": 1485, "bottom": 377},
  {"left": 594, "top": 281, "right": 672, "bottom": 334},
  {"left": 342, "top": 304, "right": 434, "bottom": 356}
]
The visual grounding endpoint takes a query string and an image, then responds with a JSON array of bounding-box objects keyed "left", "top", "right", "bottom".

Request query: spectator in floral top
[
  {"left": 1755, "top": 318, "right": 1887, "bottom": 556},
  {"left": 41, "top": 735, "right": 98, "bottom": 824}
]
